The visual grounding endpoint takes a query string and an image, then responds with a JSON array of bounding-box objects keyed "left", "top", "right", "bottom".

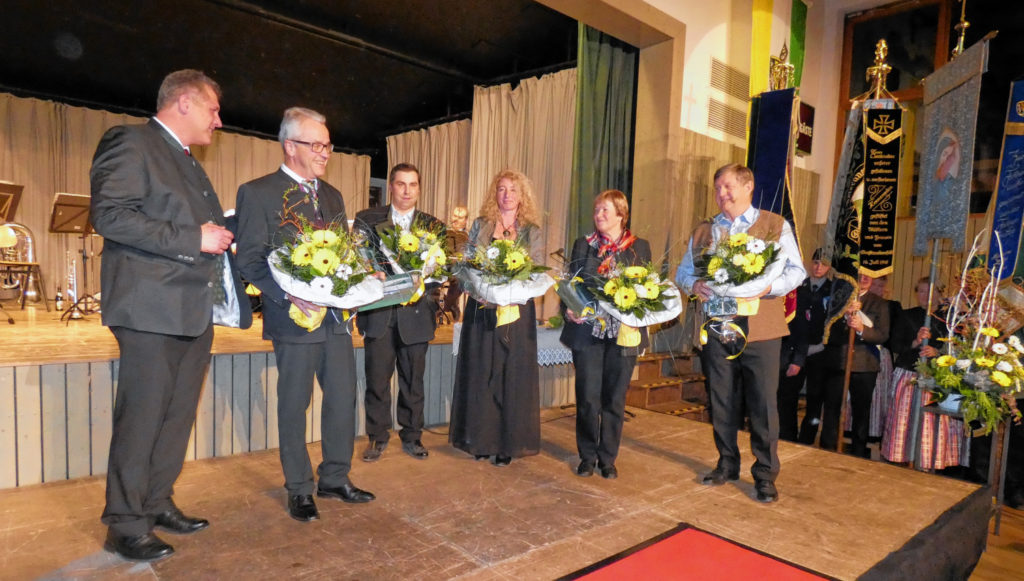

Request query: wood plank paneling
[
  {"left": 0, "top": 367, "right": 15, "bottom": 488},
  {"left": 0, "top": 341, "right": 577, "bottom": 488},
  {"left": 65, "top": 363, "right": 91, "bottom": 479},
  {"left": 212, "top": 355, "right": 233, "bottom": 457},
  {"left": 40, "top": 364, "right": 66, "bottom": 482},
  {"left": 89, "top": 362, "right": 114, "bottom": 476},
  {"left": 249, "top": 354, "right": 268, "bottom": 452},
  {"left": 231, "top": 354, "right": 250, "bottom": 454},
  {"left": 15, "top": 366, "right": 41, "bottom": 486}
]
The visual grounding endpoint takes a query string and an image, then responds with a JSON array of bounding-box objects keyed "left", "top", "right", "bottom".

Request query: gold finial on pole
[
  {"left": 769, "top": 43, "right": 795, "bottom": 91},
  {"left": 951, "top": 0, "right": 971, "bottom": 59},
  {"left": 865, "top": 40, "right": 892, "bottom": 100}
]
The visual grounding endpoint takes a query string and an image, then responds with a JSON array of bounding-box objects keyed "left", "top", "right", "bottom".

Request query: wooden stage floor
[
  {"left": 0, "top": 406, "right": 1003, "bottom": 580},
  {"left": 0, "top": 303, "right": 455, "bottom": 366}
]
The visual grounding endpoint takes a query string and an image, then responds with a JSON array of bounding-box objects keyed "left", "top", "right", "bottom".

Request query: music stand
[
  {"left": 0, "top": 182, "right": 24, "bottom": 323},
  {"left": 49, "top": 193, "right": 97, "bottom": 321}
]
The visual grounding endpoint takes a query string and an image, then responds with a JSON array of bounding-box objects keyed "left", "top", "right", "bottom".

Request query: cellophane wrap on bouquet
[
  {"left": 269, "top": 251, "right": 384, "bottom": 309},
  {"left": 379, "top": 222, "right": 449, "bottom": 286},
  {"left": 588, "top": 264, "right": 683, "bottom": 328},
  {"left": 454, "top": 265, "right": 554, "bottom": 306}
]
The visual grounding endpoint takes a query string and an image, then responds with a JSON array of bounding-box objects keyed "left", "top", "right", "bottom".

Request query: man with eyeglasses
[{"left": 235, "top": 107, "right": 375, "bottom": 523}]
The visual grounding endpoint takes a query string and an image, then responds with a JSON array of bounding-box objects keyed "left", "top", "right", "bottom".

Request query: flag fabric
[
  {"left": 749, "top": 0, "right": 809, "bottom": 95},
  {"left": 914, "top": 39, "right": 991, "bottom": 256},
  {"left": 860, "top": 105, "right": 904, "bottom": 278},
  {"left": 987, "top": 80, "right": 1024, "bottom": 281},
  {"left": 747, "top": 88, "right": 801, "bottom": 320}
]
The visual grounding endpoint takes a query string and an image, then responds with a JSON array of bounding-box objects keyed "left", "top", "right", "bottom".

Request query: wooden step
[
  {"left": 626, "top": 377, "right": 683, "bottom": 408},
  {"left": 644, "top": 399, "right": 709, "bottom": 422},
  {"left": 636, "top": 352, "right": 674, "bottom": 362}
]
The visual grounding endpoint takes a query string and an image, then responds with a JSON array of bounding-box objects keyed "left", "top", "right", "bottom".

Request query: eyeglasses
[{"left": 289, "top": 139, "right": 333, "bottom": 154}]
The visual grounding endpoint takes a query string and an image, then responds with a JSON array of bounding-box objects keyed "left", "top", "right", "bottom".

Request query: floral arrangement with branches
[{"left": 379, "top": 220, "right": 449, "bottom": 280}]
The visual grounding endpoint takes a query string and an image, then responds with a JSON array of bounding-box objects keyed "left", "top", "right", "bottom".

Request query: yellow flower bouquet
[
  {"left": 379, "top": 221, "right": 450, "bottom": 283},
  {"left": 916, "top": 325, "right": 1023, "bottom": 434},
  {"left": 589, "top": 264, "right": 682, "bottom": 327},
  {"left": 268, "top": 217, "right": 384, "bottom": 315},
  {"left": 453, "top": 238, "right": 554, "bottom": 321},
  {"left": 700, "top": 231, "right": 783, "bottom": 296}
]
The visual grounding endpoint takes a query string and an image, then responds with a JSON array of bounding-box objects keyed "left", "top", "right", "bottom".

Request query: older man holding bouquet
[
  {"left": 236, "top": 107, "right": 375, "bottom": 523},
  {"left": 675, "top": 163, "right": 805, "bottom": 503}
]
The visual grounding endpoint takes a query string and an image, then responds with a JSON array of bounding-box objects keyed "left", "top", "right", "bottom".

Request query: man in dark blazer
[
  {"left": 235, "top": 107, "right": 374, "bottom": 523},
  {"left": 353, "top": 163, "right": 443, "bottom": 461},
  {"left": 820, "top": 272, "right": 890, "bottom": 457},
  {"left": 90, "top": 69, "right": 252, "bottom": 562}
]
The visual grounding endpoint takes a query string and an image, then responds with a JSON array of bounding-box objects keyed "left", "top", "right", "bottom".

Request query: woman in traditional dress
[
  {"left": 561, "top": 190, "right": 651, "bottom": 479},
  {"left": 449, "top": 169, "right": 544, "bottom": 466},
  {"left": 880, "top": 277, "right": 964, "bottom": 468}
]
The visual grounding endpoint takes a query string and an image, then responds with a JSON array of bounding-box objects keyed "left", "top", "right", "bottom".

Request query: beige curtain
[
  {"left": 0, "top": 92, "right": 369, "bottom": 303},
  {"left": 386, "top": 119, "right": 471, "bottom": 222},
  {"left": 466, "top": 68, "right": 577, "bottom": 318}
]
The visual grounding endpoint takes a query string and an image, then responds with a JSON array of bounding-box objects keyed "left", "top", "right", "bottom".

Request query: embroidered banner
[
  {"left": 860, "top": 105, "right": 903, "bottom": 277},
  {"left": 988, "top": 80, "right": 1024, "bottom": 281},
  {"left": 914, "top": 38, "right": 990, "bottom": 255}
]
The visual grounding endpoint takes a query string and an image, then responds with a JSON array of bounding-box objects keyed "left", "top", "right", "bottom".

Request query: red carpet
[{"left": 564, "top": 524, "right": 829, "bottom": 580}]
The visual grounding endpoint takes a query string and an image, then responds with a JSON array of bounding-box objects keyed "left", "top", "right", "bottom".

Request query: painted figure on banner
[
  {"left": 90, "top": 69, "right": 252, "bottom": 562},
  {"left": 235, "top": 107, "right": 375, "bottom": 523}
]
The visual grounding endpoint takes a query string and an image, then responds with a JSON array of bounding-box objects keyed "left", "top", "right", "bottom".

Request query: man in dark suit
[
  {"left": 353, "top": 163, "right": 443, "bottom": 461},
  {"left": 820, "top": 272, "right": 890, "bottom": 457},
  {"left": 235, "top": 107, "right": 374, "bottom": 523},
  {"left": 90, "top": 69, "right": 252, "bottom": 562}
]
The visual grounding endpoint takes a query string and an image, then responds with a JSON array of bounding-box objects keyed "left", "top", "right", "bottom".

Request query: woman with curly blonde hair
[{"left": 449, "top": 169, "right": 545, "bottom": 466}]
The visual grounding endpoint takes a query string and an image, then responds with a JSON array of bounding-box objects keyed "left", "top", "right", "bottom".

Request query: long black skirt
[{"left": 449, "top": 297, "right": 541, "bottom": 458}]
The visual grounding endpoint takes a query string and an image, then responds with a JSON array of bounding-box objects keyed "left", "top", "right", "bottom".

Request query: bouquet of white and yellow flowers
[
  {"left": 701, "top": 231, "right": 783, "bottom": 297},
  {"left": 379, "top": 221, "right": 449, "bottom": 282},
  {"left": 268, "top": 218, "right": 384, "bottom": 330},
  {"left": 917, "top": 325, "right": 1023, "bottom": 434},
  {"left": 587, "top": 263, "right": 683, "bottom": 347},
  {"left": 453, "top": 238, "right": 554, "bottom": 325}
]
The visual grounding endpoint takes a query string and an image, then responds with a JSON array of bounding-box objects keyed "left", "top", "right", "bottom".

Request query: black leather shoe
[
  {"left": 474, "top": 454, "right": 490, "bottom": 461},
  {"left": 317, "top": 482, "right": 376, "bottom": 503},
  {"left": 362, "top": 440, "right": 388, "bottom": 462},
  {"left": 599, "top": 464, "right": 618, "bottom": 480},
  {"left": 402, "top": 440, "right": 429, "bottom": 459},
  {"left": 755, "top": 480, "right": 779, "bottom": 503},
  {"left": 154, "top": 507, "right": 209, "bottom": 534},
  {"left": 701, "top": 468, "right": 739, "bottom": 486},
  {"left": 287, "top": 494, "right": 320, "bottom": 522},
  {"left": 104, "top": 530, "right": 174, "bottom": 562},
  {"left": 493, "top": 455, "right": 512, "bottom": 467},
  {"left": 575, "top": 460, "right": 595, "bottom": 477}
]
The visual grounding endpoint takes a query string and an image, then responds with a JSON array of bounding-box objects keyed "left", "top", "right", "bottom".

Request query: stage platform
[{"left": 0, "top": 407, "right": 993, "bottom": 580}]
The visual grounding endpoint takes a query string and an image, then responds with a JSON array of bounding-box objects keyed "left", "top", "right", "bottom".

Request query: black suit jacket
[
  {"left": 235, "top": 169, "right": 350, "bottom": 343},
  {"left": 559, "top": 236, "right": 652, "bottom": 355},
  {"left": 824, "top": 290, "right": 890, "bottom": 372},
  {"left": 90, "top": 119, "right": 251, "bottom": 336},
  {"left": 352, "top": 205, "right": 442, "bottom": 344}
]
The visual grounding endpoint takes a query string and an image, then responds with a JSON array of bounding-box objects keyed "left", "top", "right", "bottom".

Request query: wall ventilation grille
[
  {"left": 708, "top": 99, "right": 748, "bottom": 140},
  {"left": 711, "top": 58, "right": 750, "bottom": 102}
]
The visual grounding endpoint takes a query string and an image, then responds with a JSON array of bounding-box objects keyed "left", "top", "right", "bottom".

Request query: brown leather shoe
[{"left": 362, "top": 440, "right": 388, "bottom": 462}]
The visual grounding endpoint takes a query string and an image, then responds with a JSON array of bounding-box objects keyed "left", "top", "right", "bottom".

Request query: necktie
[
  {"left": 304, "top": 180, "right": 323, "bottom": 223},
  {"left": 184, "top": 148, "right": 191, "bottom": 157}
]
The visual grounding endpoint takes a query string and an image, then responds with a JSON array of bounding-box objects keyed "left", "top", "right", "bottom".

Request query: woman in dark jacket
[{"left": 561, "top": 190, "right": 651, "bottom": 479}]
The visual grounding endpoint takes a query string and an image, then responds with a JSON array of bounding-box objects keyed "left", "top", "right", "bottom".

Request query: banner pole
[{"left": 907, "top": 238, "right": 942, "bottom": 467}]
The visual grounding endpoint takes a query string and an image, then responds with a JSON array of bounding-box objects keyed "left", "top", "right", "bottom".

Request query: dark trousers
[
  {"left": 820, "top": 370, "right": 877, "bottom": 457},
  {"left": 102, "top": 325, "right": 213, "bottom": 536},
  {"left": 363, "top": 323, "right": 427, "bottom": 443},
  {"left": 777, "top": 360, "right": 805, "bottom": 442},
  {"left": 797, "top": 351, "right": 829, "bottom": 445},
  {"left": 273, "top": 332, "right": 356, "bottom": 495},
  {"left": 700, "top": 336, "right": 781, "bottom": 482},
  {"left": 571, "top": 342, "right": 636, "bottom": 467}
]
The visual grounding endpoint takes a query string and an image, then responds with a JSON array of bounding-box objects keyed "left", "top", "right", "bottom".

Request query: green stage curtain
[{"left": 568, "top": 24, "right": 638, "bottom": 251}]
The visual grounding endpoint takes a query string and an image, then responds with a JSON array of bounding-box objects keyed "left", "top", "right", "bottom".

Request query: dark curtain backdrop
[{"left": 567, "top": 23, "right": 638, "bottom": 252}]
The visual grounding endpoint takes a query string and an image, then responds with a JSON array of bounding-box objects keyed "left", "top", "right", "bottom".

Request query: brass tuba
[{"left": 0, "top": 222, "right": 41, "bottom": 302}]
